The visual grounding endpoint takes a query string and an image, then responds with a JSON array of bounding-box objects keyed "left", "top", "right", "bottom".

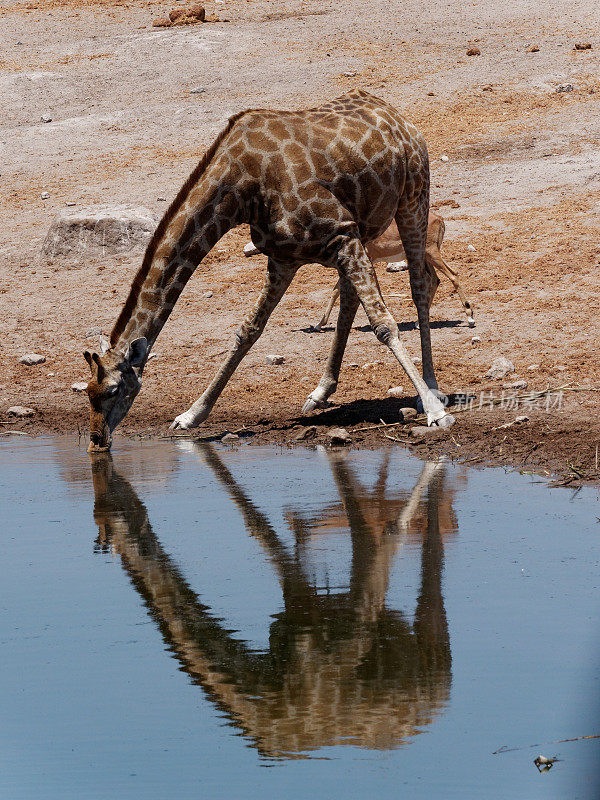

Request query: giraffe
[
  {"left": 87, "top": 444, "right": 454, "bottom": 756},
  {"left": 84, "top": 89, "right": 454, "bottom": 452},
  {"left": 310, "top": 211, "right": 476, "bottom": 330}
]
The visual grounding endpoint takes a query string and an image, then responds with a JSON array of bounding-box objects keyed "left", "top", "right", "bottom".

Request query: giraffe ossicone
[{"left": 83, "top": 90, "right": 454, "bottom": 452}]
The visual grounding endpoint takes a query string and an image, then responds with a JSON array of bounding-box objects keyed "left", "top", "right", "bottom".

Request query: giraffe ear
[
  {"left": 126, "top": 337, "right": 148, "bottom": 367},
  {"left": 91, "top": 352, "right": 106, "bottom": 382},
  {"left": 84, "top": 350, "right": 94, "bottom": 371}
]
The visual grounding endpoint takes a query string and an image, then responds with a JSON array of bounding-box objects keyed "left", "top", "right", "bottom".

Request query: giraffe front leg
[
  {"left": 170, "top": 259, "right": 295, "bottom": 430},
  {"left": 303, "top": 277, "right": 360, "bottom": 414},
  {"left": 337, "top": 237, "right": 453, "bottom": 428}
]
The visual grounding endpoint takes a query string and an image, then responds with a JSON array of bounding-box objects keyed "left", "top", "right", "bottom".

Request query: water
[{"left": 1, "top": 437, "right": 599, "bottom": 799}]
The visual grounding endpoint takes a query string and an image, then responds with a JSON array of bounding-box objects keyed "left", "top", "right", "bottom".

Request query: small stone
[
  {"left": 515, "top": 415, "right": 529, "bottom": 424},
  {"left": 187, "top": 3, "right": 206, "bottom": 20},
  {"left": 574, "top": 42, "right": 592, "bottom": 50},
  {"left": 361, "top": 360, "right": 383, "bottom": 369},
  {"left": 411, "top": 425, "right": 441, "bottom": 437},
  {"left": 19, "top": 353, "right": 46, "bottom": 365},
  {"left": 555, "top": 83, "right": 574, "bottom": 93},
  {"left": 553, "top": 365, "right": 567, "bottom": 371},
  {"left": 203, "top": 290, "right": 213, "bottom": 298},
  {"left": 71, "top": 381, "right": 88, "bottom": 392},
  {"left": 466, "top": 47, "right": 481, "bottom": 56},
  {"left": 189, "top": 86, "right": 207, "bottom": 94},
  {"left": 47, "top": 372, "right": 55, "bottom": 377},
  {"left": 386, "top": 260, "right": 407, "bottom": 272},
  {"left": 467, "top": 244, "right": 476, "bottom": 252},
  {"left": 399, "top": 407, "right": 417, "bottom": 422},
  {"left": 503, "top": 379, "right": 528, "bottom": 390},
  {"left": 485, "top": 356, "right": 515, "bottom": 380},
  {"left": 527, "top": 364, "right": 540, "bottom": 371},
  {"left": 7, "top": 406, "right": 35, "bottom": 418},
  {"left": 440, "top": 155, "right": 449, "bottom": 162},
  {"left": 471, "top": 335, "right": 481, "bottom": 343},
  {"left": 327, "top": 427, "right": 351, "bottom": 445},
  {"left": 40, "top": 114, "right": 52, "bottom": 123},
  {"left": 153, "top": 16, "right": 173, "bottom": 26},
  {"left": 527, "top": 44, "right": 540, "bottom": 52},
  {"left": 243, "top": 242, "right": 259, "bottom": 256},
  {"left": 266, "top": 354, "right": 285, "bottom": 365},
  {"left": 41, "top": 192, "right": 50, "bottom": 200},
  {"left": 294, "top": 425, "right": 317, "bottom": 441},
  {"left": 347, "top": 362, "right": 360, "bottom": 368},
  {"left": 482, "top": 84, "right": 493, "bottom": 91},
  {"left": 221, "top": 432, "right": 239, "bottom": 443},
  {"left": 387, "top": 386, "right": 404, "bottom": 397},
  {"left": 343, "top": 71, "right": 357, "bottom": 77},
  {"left": 157, "top": 196, "right": 167, "bottom": 201}
]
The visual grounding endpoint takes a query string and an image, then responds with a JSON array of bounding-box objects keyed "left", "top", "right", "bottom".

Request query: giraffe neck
[{"left": 110, "top": 179, "right": 246, "bottom": 354}]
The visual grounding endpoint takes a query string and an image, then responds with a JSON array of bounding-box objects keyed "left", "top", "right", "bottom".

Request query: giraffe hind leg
[{"left": 170, "top": 259, "right": 295, "bottom": 430}]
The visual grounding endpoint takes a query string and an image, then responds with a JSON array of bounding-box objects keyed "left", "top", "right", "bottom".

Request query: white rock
[
  {"left": 41, "top": 203, "right": 160, "bottom": 259},
  {"left": 71, "top": 382, "right": 88, "bottom": 392},
  {"left": 221, "top": 432, "right": 239, "bottom": 442},
  {"left": 467, "top": 244, "right": 476, "bottom": 252},
  {"left": 189, "top": 86, "right": 206, "bottom": 94},
  {"left": 387, "top": 386, "right": 404, "bottom": 397},
  {"left": 527, "top": 364, "right": 540, "bottom": 371},
  {"left": 485, "top": 356, "right": 515, "bottom": 380},
  {"left": 471, "top": 335, "right": 481, "bottom": 343},
  {"left": 243, "top": 242, "right": 260, "bottom": 257},
  {"left": 440, "top": 155, "right": 449, "bottom": 162},
  {"left": 555, "top": 83, "right": 573, "bottom": 93},
  {"left": 40, "top": 114, "right": 52, "bottom": 123},
  {"left": 7, "top": 406, "right": 35, "bottom": 417},
  {"left": 266, "top": 354, "right": 285, "bottom": 365},
  {"left": 203, "top": 290, "right": 213, "bottom": 298},
  {"left": 19, "top": 353, "right": 46, "bottom": 365},
  {"left": 554, "top": 365, "right": 567, "bottom": 371},
  {"left": 503, "top": 379, "right": 528, "bottom": 390},
  {"left": 386, "top": 260, "right": 408, "bottom": 272},
  {"left": 41, "top": 192, "right": 50, "bottom": 200}
]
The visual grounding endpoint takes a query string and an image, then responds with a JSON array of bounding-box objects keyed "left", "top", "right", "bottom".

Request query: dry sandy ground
[{"left": 1, "top": 0, "right": 600, "bottom": 482}]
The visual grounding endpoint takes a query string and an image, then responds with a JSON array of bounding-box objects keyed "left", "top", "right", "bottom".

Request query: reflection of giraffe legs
[{"left": 303, "top": 277, "right": 360, "bottom": 414}]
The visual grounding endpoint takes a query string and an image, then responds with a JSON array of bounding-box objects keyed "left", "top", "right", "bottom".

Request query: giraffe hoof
[
  {"left": 301, "top": 395, "right": 330, "bottom": 415},
  {"left": 432, "top": 412, "right": 455, "bottom": 428},
  {"left": 170, "top": 411, "right": 197, "bottom": 431}
]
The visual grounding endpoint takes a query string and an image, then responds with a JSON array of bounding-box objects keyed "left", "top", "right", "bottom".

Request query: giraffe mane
[{"left": 110, "top": 109, "right": 250, "bottom": 347}]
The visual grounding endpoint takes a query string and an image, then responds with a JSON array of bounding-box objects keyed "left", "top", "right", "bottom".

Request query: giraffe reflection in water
[{"left": 90, "top": 446, "right": 458, "bottom": 758}]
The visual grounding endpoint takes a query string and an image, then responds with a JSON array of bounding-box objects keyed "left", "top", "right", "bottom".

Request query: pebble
[
  {"left": 574, "top": 42, "right": 592, "bottom": 50},
  {"left": 440, "top": 155, "right": 449, "bottom": 162},
  {"left": 19, "top": 353, "right": 46, "bottom": 365},
  {"left": 466, "top": 47, "right": 481, "bottom": 56},
  {"left": 386, "top": 260, "right": 407, "bottom": 272},
  {"left": 190, "top": 86, "right": 207, "bottom": 94},
  {"left": 7, "top": 406, "right": 35, "bottom": 418},
  {"left": 527, "top": 363, "right": 540, "bottom": 371},
  {"left": 221, "top": 432, "right": 239, "bottom": 443},
  {"left": 410, "top": 425, "right": 442, "bottom": 437},
  {"left": 203, "top": 290, "right": 213, "bottom": 298},
  {"left": 485, "top": 356, "right": 515, "bottom": 380},
  {"left": 555, "top": 83, "right": 574, "bottom": 93},
  {"left": 41, "top": 192, "right": 50, "bottom": 200},
  {"left": 343, "top": 71, "right": 357, "bottom": 77},
  {"left": 327, "top": 427, "right": 351, "bottom": 445},
  {"left": 47, "top": 372, "right": 55, "bottom": 377},
  {"left": 527, "top": 44, "right": 540, "bottom": 52},
  {"left": 294, "top": 425, "right": 317, "bottom": 441},
  {"left": 40, "top": 114, "right": 52, "bottom": 123},
  {"left": 471, "top": 335, "right": 481, "bottom": 343},
  {"left": 399, "top": 407, "right": 417, "bottom": 422},
  {"left": 553, "top": 365, "right": 567, "bottom": 371},
  {"left": 387, "top": 386, "right": 404, "bottom": 397},
  {"left": 503, "top": 379, "right": 528, "bottom": 390},
  {"left": 71, "top": 382, "right": 88, "bottom": 392},
  {"left": 266, "top": 354, "right": 285, "bottom": 365},
  {"left": 467, "top": 244, "right": 476, "bottom": 252},
  {"left": 243, "top": 242, "right": 259, "bottom": 256},
  {"left": 362, "top": 360, "right": 383, "bottom": 369}
]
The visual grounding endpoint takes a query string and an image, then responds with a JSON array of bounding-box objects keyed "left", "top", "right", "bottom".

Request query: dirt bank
[{"left": 2, "top": 0, "right": 600, "bottom": 484}]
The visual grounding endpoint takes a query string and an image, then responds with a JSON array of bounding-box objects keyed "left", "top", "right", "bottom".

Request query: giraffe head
[{"left": 84, "top": 337, "right": 148, "bottom": 452}]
